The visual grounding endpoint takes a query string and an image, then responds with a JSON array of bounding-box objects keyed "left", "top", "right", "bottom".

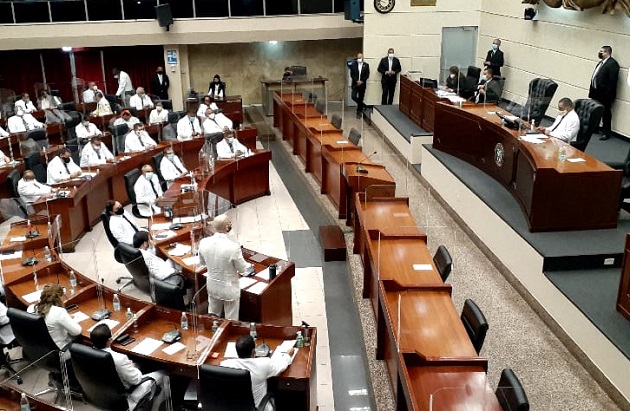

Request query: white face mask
[
  {"left": 93, "top": 85, "right": 98, "bottom": 91},
  {"left": 114, "top": 75, "right": 119, "bottom": 79},
  {"left": 357, "top": 58, "right": 363, "bottom": 63},
  {"left": 388, "top": 53, "right": 394, "bottom": 58},
  {"left": 227, "top": 137, "right": 235, "bottom": 144},
  {"left": 156, "top": 107, "right": 162, "bottom": 112},
  {"left": 449, "top": 74, "right": 456, "bottom": 79}
]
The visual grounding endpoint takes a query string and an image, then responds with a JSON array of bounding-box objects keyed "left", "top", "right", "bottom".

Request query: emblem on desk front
[{"left": 494, "top": 143, "right": 504, "bottom": 167}]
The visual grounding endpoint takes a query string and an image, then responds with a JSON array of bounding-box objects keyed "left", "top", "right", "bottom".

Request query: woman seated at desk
[
  {"left": 445, "top": 66, "right": 466, "bottom": 94},
  {"left": 208, "top": 74, "right": 226, "bottom": 100},
  {"left": 32, "top": 283, "right": 82, "bottom": 349}
]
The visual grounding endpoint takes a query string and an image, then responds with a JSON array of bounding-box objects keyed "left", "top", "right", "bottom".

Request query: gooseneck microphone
[{"left": 355, "top": 151, "right": 377, "bottom": 174}]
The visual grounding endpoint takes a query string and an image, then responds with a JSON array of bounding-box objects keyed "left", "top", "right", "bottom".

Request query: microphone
[{"left": 355, "top": 151, "right": 377, "bottom": 174}]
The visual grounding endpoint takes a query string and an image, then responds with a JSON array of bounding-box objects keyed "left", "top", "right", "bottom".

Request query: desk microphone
[{"left": 355, "top": 151, "right": 377, "bottom": 174}]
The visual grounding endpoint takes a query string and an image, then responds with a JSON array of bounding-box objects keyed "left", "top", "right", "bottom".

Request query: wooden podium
[{"left": 617, "top": 234, "right": 630, "bottom": 321}]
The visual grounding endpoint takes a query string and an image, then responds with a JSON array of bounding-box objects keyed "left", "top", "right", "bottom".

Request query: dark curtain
[
  {"left": 41, "top": 49, "right": 73, "bottom": 102},
  {"left": 0, "top": 50, "right": 44, "bottom": 99},
  {"left": 74, "top": 49, "right": 107, "bottom": 93},
  {"left": 102, "top": 46, "right": 165, "bottom": 98}
]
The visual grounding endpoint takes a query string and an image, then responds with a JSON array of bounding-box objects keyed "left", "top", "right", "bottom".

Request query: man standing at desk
[
  {"left": 484, "top": 39, "right": 504, "bottom": 77},
  {"left": 150, "top": 66, "right": 170, "bottom": 100},
  {"left": 18, "top": 170, "right": 54, "bottom": 205},
  {"left": 377, "top": 48, "right": 402, "bottom": 105},
  {"left": 134, "top": 165, "right": 162, "bottom": 217},
  {"left": 589, "top": 45, "right": 619, "bottom": 141},
  {"left": 350, "top": 53, "right": 370, "bottom": 119},
  {"left": 47, "top": 148, "right": 82, "bottom": 184},
  {"left": 198, "top": 214, "right": 252, "bottom": 320},
  {"left": 536, "top": 97, "right": 580, "bottom": 144},
  {"left": 113, "top": 68, "right": 134, "bottom": 106}
]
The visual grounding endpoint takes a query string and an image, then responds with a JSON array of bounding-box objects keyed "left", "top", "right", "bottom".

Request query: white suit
[
  {"left": 216, "top": 138, "right": 248, "bottom": 160},
  {"left": 75, "top": 122, "right": 102, "bottom": 143},
  {"left": 133, "top": 174, "right": 162, "bottom": 217},
  {"left": 17, "top": 178, "right": 53, "bottom": 204},
  {"left": 139, "top": 249, "right": 176, "bottom": 281},
  {"left": 109, "top": 210, "right": 140, "bottom": 245},
  {"left": 14, "top": 99, "right": 37, "bottom": 114},
  {"left": 115, "top": 71, "right": 134, "bottom": 97},
  {"left": 546, "top": 109, "right": 580, "bottom": 143},
  {"left": 159, "top": 155, "right": 188, "bottom": 184},
  {"left": 149, "top": 108, "right": 169, "bottom": 124},
  {"left": 125, "top": 131, "right": 157, "bottom": 153},
  {"left": 176, "top": 116, "right": 202, "bottom": 141},
  {"left": 47, "top": 156, "right": 82, "bottom": 184},
  {"left": 7, "top": 114, "right": 44, "bottom": 133},
  {"left": 129, "top": 94, "right": 154, "bottom": 111},
  {"left": 202, "top": 117, "right": 224, "bottom": 135},
  {"left": 80, "top": 142, "right": 114, "bottom": 167}
]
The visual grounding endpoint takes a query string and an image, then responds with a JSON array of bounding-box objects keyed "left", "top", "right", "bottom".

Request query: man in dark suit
[
  {"left": 473, "top": 68, "right": 502, "bottom": 104},
  {"left": 150, "top": 66, "right": 170, "bottom": 100},
  {"left": 484, "top": 39, "right": 504, "bottom": 77},
  {"left": 350, "top": 53, "right": 370, "bottom": 118},
  {"left": 589, "top": 45, "right": 620, "bottom": 140},
  {"left": 377, "top": 48, "right": 402, "bottom": 105}
]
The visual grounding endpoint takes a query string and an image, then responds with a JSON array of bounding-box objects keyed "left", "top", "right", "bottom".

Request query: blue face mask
[
  {"left": 145, "top": 172, "right": 154, "bottom": 181},
  {"left": 492, "top": 44, "right": 498, "bottom": 51}
]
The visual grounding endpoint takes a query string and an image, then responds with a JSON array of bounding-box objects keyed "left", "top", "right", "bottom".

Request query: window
[
  {"left": 230, "top": 0, "right": 263, "bottom": 17},
  {"left": 195, "top": 0, "right": 229, "bottom": 18},
  {"left": 14, "top": 2, "right": 50, "bottom": 24},
  {"left": 87, "top": 0, "right": 123, "bottom": 21},
  {"left": 51, "top": 1, "right": 87, "bottom": 23}
]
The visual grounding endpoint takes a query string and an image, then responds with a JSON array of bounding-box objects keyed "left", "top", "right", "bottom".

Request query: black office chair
[
  {"left": 6, "top": 169, "right": 29, "bottom": 217},
  {"left": 152, "top": 152, "right": 168, "bottom": 191},
  {"left": 24, "top": 153, "right": 47, "bottom": 184},
  {"left": 27, "top": 128, "right": 48, "bottom": 150},
  {"left": 158, "top": 100, "right": 173, "bottom": 110},
  {"left": 63, "top": 111, "right": 82, "bottom": 141},
  {"left": 433, "top": 245, "right": 453, "bottom": 282},
  {"left": 348, "top": 128, "right": 361, "bottom": 146},
  {"left": 0, "top": 322, "right": 21, "bottom": 384},
  {"left": 104, "top": 94, "right": 118, "bottom": 108},
  {"left": 460, "top": 66, "right": 482, "bottom": 99},
  {"left": 495, "top": 368, "right": 529, "bottom": 411},
  {"left": 124, "top": 168, "right": 144, "bottom": 219},
  {"left": 315, "top": 99, "right": 326, "bottom": 115},
  {"left": 110, "top": 123, "right": 130, "bottom": 156},
  {"left": 199, "top": 364, "right": 275, "bottom": 411},
  {"left": 7, "top": 308, "right": 83, "bottom": 403},
  {"left": 176, "top": 110, "right": 188, "bottom": 120},
  {"left": 59, "top": 102, "right": 76, "bottom": 112},
  {"left": 509, "top": 78, "right": 558, "bottom": 126},
  {"left": 121, "top": 106, "right": 138, "bottom": 118},
  {"left": 331, "top": 113, "right": 342, "bottom": 130},
  {"left": 101, "top": 210, "right": 123, "bottom": 264},
  {"left": 153, "top": 277, "right": 188, "bottom": 311},
  {"left": 116, "top": 243, "right": 151, "bottom": 294},
  {"left": 619, "top": 148, "right": 630, "bottom": 213},
  {"left": 571, "top": 99, "right": 604, "bottom": 152},
  {"left": 460, "top": 299, "right": 489, "bottom": 355},
  {"left": 69, "top": 343, "right": 158, "bottom": 411}
]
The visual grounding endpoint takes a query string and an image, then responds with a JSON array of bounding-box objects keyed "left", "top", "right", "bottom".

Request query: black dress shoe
[
  {"left": 599, "top": 135, "right": 610, "bottom": 141},
  {"left": 356, "top": 112, "right": 362, "bottom": 119}
]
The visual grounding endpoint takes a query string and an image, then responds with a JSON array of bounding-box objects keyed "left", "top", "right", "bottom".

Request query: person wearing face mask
[
  {"left": 202, "top": 108, "right": 224, "bottom": 135},
  {"left": 484, "top": 39, "right": 504, "bottom": 77},
  {"left": 208, "top": 74, "right": 226, "bottom": 100},
  {"left": 472, "top": 68, "right": 501, "bottom": 104},
  {"left": 197, "top": 96, "right": 214, "bottom": 121},
  {"left": 589, "top": 45, "right": 619, "bottom": 141},
  {"left": 82, "top": 82, "right": 102, "bottom": 104},
  {"left": 92, "top": 92, "right": 113, "bottom": 117},
  {"left": 134, "top": 164, "right": 162, "bottom": 217},
  {"left": 7, "top": 107, "right": 44, "bottom": 133},
  {"left": 125, "top": 123, "right": 157, "bottom": 153},
  {"left": 535, "top": 98, "right": 580, "bottom": 144},
  {"left": 80, "top": 135, "right": 114, "bottom": 167},
  {"left": 47, "top": 148, "right": 82, "bottom": 184},
  {"left": 445, "top": 66, "right": 466, "bottom": 94},
  {"left": 14, "top": 93, "right": 37, "bottom": 114},
  {"left": 150, "top": 66, "right": 170, "bottom": 100},
  {"left": 129, "top": 87, "right": 154, "bottom": 111},
  {"left": 216, "top": 130, "right": 248, "bottom": 160},
  {"left": 198, "top": 214, "right": 252, "bottom": 319},
  {"left": 149, "top": 101, "right": 169, "bottom": 125},
  {"left": 18, "top": 170, "right": 55, "bottom": 205},
  {"left": 377, "top": 48, "right": 402, "bottom": 105},
  {"left": 133, "top": 231, "right": 187, "bottom": 287},
  {"left": 38, "top": 90, "right": 71, "bottom": 124},
  {"left": 75, "top": 115, "right": 102, "bottom": 145},
  {"left": 176, "top": 110, "right": 202, "bottom": 141},
  {"left": 159, "top": 147, "right": 188, "bottom": 187},
  {"left": 113, "top": 68, "right": 134, "bottom": 106},
  {"left": 350, "top": 52, "right": 370, "bottom": 119},
  {"left": 106, "top": 199, "right": 143, "bottom": 245},
  {"left": 114, "top": 110, "right": 141, "bottom": 132}
]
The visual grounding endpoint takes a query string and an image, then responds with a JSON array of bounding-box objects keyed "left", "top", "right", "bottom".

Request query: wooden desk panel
[{"left": 342, "top": 163, "right": 396, "bottom": 225}]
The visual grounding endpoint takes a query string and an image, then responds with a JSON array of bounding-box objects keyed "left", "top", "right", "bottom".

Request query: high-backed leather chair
[
  {"left": 152, "top": 152, "right": 168, "bottom": 191},
  {"left": 64, "top": 138, "right": 80, "bottom": 166},
  {"left": 121, "top": 106, "right": 138, "bottom": 118},
  {"left": 460, "top": 299, "right": 489, "bottom": 354},
  {"left": 618, "top": 148, "right": 630, "bottom": 213},
  {"left": 331, "top": 113, "right": 342, "bottom": 130},
  {"left": 116, "top": 243, "right": 151, "bottom": 294},
  {"left": 63, "top": 111, "right": 82, "bottom": 141},
  {"left": 348, "top": 128, "right": 361, "bottom": 146},
  {"left": 495, "top": 368, "right": 529, "bottom": 411},
  {"left": 571, "top": 99, "right": 604, "bottom": 152},
  {"left": 199, "top": 364, "right": 275, "bottom": 411},
  {"left": 27, "top": 128, "right": 48, "bottom": 150},
  {"left": 69, "top": 343, "right": 157, "bottom": 411},
  {"left": 509, "top": 78, "right": 558, "bottom": 125},
  {"left": 159, "top": 100, "right": 173, "bottom": 110},
  {"left": 124, "top": 168, "right": 143, "bottom": 218},
  {"left": 24, "top": 153, "right": 47, "bottom": 184},
  {"left": 101, "top": 210, "right": 123, "bottom": 264},
  {"left": 433, "top": 245, "right": 453, "bottom": 282},
  {"left": 153, "top": 278, "right": 187, "bottom": 311},
  {"left": 110, "top": 123, "right": 130, "bottom": 156}
]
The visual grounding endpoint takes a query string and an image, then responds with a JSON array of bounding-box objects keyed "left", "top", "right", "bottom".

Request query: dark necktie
[
  {"left": 138, "top": 135, "right": 145, "bottom": 147},
  {"left": 228, "top": 142, "right": 234, "bottom": 153},
  {"left": 551, "top": 114, "right": 567, "bottom": 132},
  {"left": 22, "top": 118, "right": 29, "bottom": 131},
  {"left": 62, "top": 160, "right": 70, "bottom": 175},
  {"left": 171, "top": 158, "right": 183, "bottom": 173},
  {"left": 149, "top": 179, "right": 159, "bottom": 198},
  {"left": 93, "top": 148, "right": 101, "bottom": 159},
  {"left": 122, "top": 214, "right": 139, "bottom": 232},
  {"left": 33, "top": 182, "right": 40, "bottom": 189}
]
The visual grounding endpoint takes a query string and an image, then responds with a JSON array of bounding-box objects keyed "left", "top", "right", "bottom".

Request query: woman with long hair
[{"left": 34, "top": 283, "right": 82, "bottom": 349}]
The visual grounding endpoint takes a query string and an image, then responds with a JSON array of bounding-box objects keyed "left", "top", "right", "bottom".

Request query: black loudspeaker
[
  {"left": 344, "top": 0, "right": 360, "bottom": 21},
  {"left": 155, "top": 4, "right": 173, "bottom": 29}
]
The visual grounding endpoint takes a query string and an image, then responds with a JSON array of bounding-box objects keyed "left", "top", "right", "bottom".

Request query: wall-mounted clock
[{"left": 374, "top": 0, "right": 395, "bottom": 13}]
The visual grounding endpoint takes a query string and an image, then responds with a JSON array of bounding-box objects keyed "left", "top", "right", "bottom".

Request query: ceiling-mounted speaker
[{"left": 155, "top": 4, "right": 173, "bottom": 31}]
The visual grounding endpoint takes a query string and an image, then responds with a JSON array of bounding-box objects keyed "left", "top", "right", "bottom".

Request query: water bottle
[
  {"left": 133, "top": 314, "right": 139, "bottom": 333},
  {"left": 126, "top": 307, "right": 133, "bottom": 321},
  {"left": 558, "top": 145, "right": 567, "bottom": 162},
  {"left": 296, "top": 331, "right": 304, "bottom": 348},
  {"left": 68, "top": 270, "right": 77, "bottom": 294},
  {"left": 112, "top": 294, "right": 121, "bottom": 311},
  {"left": 268, "top": 264, "right": 277, "bottom": 280},
  {"left": 249, "top": 322, "right": 257, "bottom": 340},
  {"left": 20, "top": 393, "right": 30, "bottom": 411},
  {"left": 530, "top": 119, "right": 536, "bottom": 131},
  {"left": 43, "top": 246, "right": 52, "bottom": 262},
  {"left": 181, "top": 312, "right": 189, "bottom": 330},
  {"left": 212, "top": 320, "right": 219, "bottom": 333}
]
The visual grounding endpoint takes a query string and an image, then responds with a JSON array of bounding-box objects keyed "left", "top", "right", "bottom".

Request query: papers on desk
[
  {"left": 249, "top": 253, "right": 268, "bottom": 263},
  {"left": 182, "top": 256, "right": 200, "bottom": 267},
  {"left": 162, "top": 342, "right": 186, "bottom": 356},
  {"left": 87, "top": 319, "right": 120, "bottom": 332},
  {"left": 81, "top": 172, "right": 98, "bottom": 179},
  {"left": 520, "top": 135, "right": 546, "bottom": 144},
  {"left": 151, "top": 223, "right": 172, "bottom": 231},
  {"left": 0, "top": 250, "right": 22, "bottom": 261},
  {"left": 196, "top": 335, "right": 213, "bottom": 351},
  {"left": 173, "top": 215, "right": 204, "bottom": 224},
  {"left": 247, "top": 282, "right": 268, "bottom": 295},
  {"left": 435, "top": 90, "right": 457, "bottom": 98},
  {"left": 239, "top": 277, "right": 257, "bottom": 290},
  {"left": 72, "top": 311, "right": 90, "bottom": 323},
  {"left": 412, "top": 264, "right": 433, "bottom": 271},
  {"left": 567, "top": 158, "right": 586, "bottom": 163},
  {"left": 168, "top": 244, "right": 191, "bottom": 257},
  {"left": 22, "top": 290, "right": 41, "bottom": 303},
  {"left": 336, "top": 140, "right": 349, "bottom": 144},
  {"left": 131, "top": 338, "right": 163, "bottom": 355},
  {"left": 271, "top": 340, "right": 299, "bottom": 362},
  {"left": 10, "top": 236, "right": 26, "bottom": 242},
  {"left": 153, "top": 230, "right": 177, "bottom": 241},
  {"left": 224, "top": 342, "right": 238, "bottom": 358},
  {"left": 255, "top": 268, "right": 270, "bottom": 281}
]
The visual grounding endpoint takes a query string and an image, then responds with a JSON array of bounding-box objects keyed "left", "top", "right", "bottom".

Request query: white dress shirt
[
  {"left": 208, "top": 102, "right": 233, "bottom": 130},
  {"left": 221, "top": 353, "right": 293, "bottom": 410},
  {"left": 216, "top": 138, "right": 248, "bottom": 159},
  {"left": 47, "top": 156, "right": 82, "bottom": 184},
  {"left": 93, "top": 99, "right": 113, "bottom": 117},
  {"left": 160, "top": 155, "right": 188, "bottom": 183},
  {"left": 125, "top": 131, "right": 157, "bottom": 153},
  {"left": 17, "top": 178, "right": 52, "bottom": 204},
  {"left": 208, "top": 84, "right": 224, "bottom": 99},
  {"left": 129, "top": 94, "right": 154, "bottom": 111},
  {"left": 114, "top": 116, "right": 141, "bottom": 131},
  {"left": 134, "top": 174, "right": 163, "bottom": 217},
  {"left": 139, "top": 248, "right": 175, "bottom": 281},
  {"left": 103, "top": 347, "right": 143, "bottom": 388},
  {"left": 75, "top": 122, "right": 102, "bottom": 143},
  {"left": 8, "top": 114, "right": 44, "bottom": 133},
  {"left": 0, "top": 302, "right": 15, "bottom": 345},
  {"left": 43, "top": 305, "right": 82, "bottom": 349},
  {"left": 82, "top": 88, "right": 101, "bottom": 103},
  {"left": 197, "top": 103, "right": 211, "bottom": 120},
  {"left": 80, "top": 142, "right": 114, "bottom": 167},
  {"left": 0, "top": 125, "right": 9, "bottom": 137},
  {"left": 202, "top": 117, "right": 224, "bottom": 135},
  {"left": 546, "top": 109, "right": 580, "bottom": 143},
  {"left": 149, "top": 108, "right": 169, "bottom": 124},
  {"left": 109, "top": 210, "right": 140, "bottom": 245},
  {"left": 198, "top": 232, "right": 251, "bottom": 302},
  {"left": 39, "top": 96, "right": 62, "bottom": 110},
  {"left": 0, "top": 150, "right": 7, "bottom": 164},
  {"left": 14, "top": 99, "right": 37, "bottom": 114},
  {"left": 176, "top": 117, "right": 202, "bottom": 141},
  {"left": 115, "top": 71, "right": 134, "bottom": 97}
]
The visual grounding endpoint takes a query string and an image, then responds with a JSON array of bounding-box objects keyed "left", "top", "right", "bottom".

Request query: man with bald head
[
  {"left": 198, "top": 214, "right": 252, "bottom": 320},
  {"left": 18, "top": 170, "right": 55, "bottom": 205},
  {"left": 133, "top": 164, "right": 162, "bottom": 217},
  {"left": 129, "top": 87, "right": 154, "bottom": 111}
]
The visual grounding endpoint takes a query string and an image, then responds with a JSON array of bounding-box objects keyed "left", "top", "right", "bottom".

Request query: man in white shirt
[
  {"left": 133, "top": 231, "right": 178, "bottom": 281},
  {"left": 113, "top": 68, "right": 134, "bottom": 106},
  {"left": 129, "top": 87, "right": 154, "bottom": 111},
  {"left": 17, "top": 170, "right": 55, "bottom": 204},
  {"left": 148, "top": 101, "right": 169, "bottom": 124},
  {"left": 91, "top": 324, "right": 168, "bottom": 411},
  {"left": 14, "top": 93, "right": 37, "bottom": 114},
  {"left": 202, "top": 109, "right": 224, "bottom": 135},
  {"left": 75, "top": 115, "right": 102, "bottom": 144},
  {"left": 125, "top": 123, "right": 157, "bottom": 153},
  {"left": 176, "top": 110, "right": 202, "bottom": 141},
  {"left": 7, "top": 108, "right": 44, "bottom": 133},
  {"left": 198, "top": 214, "right": 252, "bottom": 319},
  {"left": 47, "top": 148, "right": 82, "bottom": 184},
  {"left": 197, "top": 96, "right": 214, "bottom": 121},
  {"left": 106, "top": 200, "right": 141, "bottom": 245},
  {"left": 92, "top": 92, "right": 113, "bottom": 117},
  {"left": 80, "top": 135, "right": 115, "bottom": 167},
  {"left": 536, "top": 97, "right": 581, "bottom": 144},
  {"left": 217, "top": 130, "right": 248, "bottom": 160},
  {"left": 114, "top": 110, "right": 141, "bottom": 132},
  {"left": 209, "top": 102, "right": 234, "bottom": 130},
  {"left": 221, "top": 335, "right": 295, "bottom": 411},
  {"left": 134, "top": 165, "right": 162, "bottom": 217},
  {"left": 159, "top": 146, "right": 188, "bottom": 186},
  {"left": 82, "top": 82, "right": 101, "bottom": 103}
]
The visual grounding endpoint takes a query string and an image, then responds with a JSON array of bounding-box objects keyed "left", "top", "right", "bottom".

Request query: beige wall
[{"left": 187, "top": 38, "right": 362, "bottom": 104}]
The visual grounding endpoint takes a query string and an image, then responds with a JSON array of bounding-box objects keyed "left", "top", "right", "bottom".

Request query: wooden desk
[
  {"left": 262, "top": 78, "right": 328, "bottom": 116},
  {"left": 617, "top": 234, "right": 630, "bottom": 322},
  {"left": 399, "top": 75, "right": 452, "bottom": 132},
  {"left": 342, "top": 162, "right": 396, "bottom": 225},
  {"left": 0, "top": 217, "right": 50, "bottom": 251},
  {"left": 185, "top": 96, "right": 244, "bottom": 125},
  {"left": 0, "top": 385, "right": 61, "bottom": 411},
  {"left": 433, "top": 102, "right": 622, "bottom": 231}
]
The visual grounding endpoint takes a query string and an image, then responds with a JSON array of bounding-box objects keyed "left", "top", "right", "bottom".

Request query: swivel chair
[
  {"left": 101, "top": 210, "right": 124, "bottom": 264},
  {"left": 495, "top": 368, "right": 529, "bottom": 411},
  {"left": 6, "top": 169, "right": 29, "bottom": 217},
  {"left": 348, "top": 128, "right": 361, "bottom": 146},
  {"left": 460, "top": 299, "right": 489, "bottom": 354},
  {"left": 199, "top": 364, "right": 275, "bottom": 411},
  {"left": 123, "top": 169, "right": 144, "bottom": 219},
  {"left": 116, "top": 243, "right": 151, "bottom": 294},
  {"left": 571, "top": 99, "right": 604, "bottom": 152},
  {"left": 331, "top": 113, "right": 342, "bottom": 130},
  {"left": 24, "top": 153, "right": 47, "bottom": 184}
]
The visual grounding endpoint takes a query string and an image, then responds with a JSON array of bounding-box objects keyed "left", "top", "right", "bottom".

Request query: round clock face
[{"left": 375, "top": 0, "right": 395, "bottom": 13}]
